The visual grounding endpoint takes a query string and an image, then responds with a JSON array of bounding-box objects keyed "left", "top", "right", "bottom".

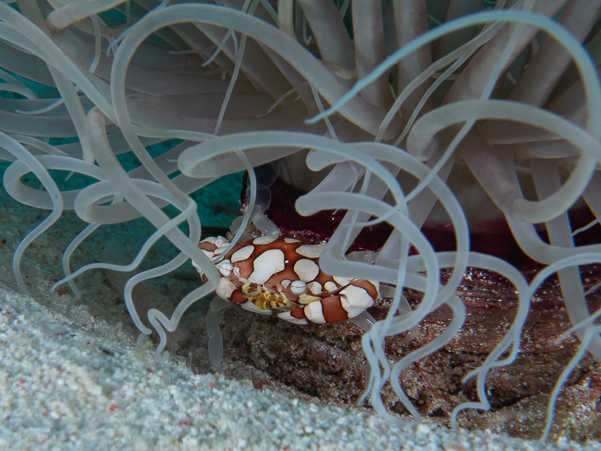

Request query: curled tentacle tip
[{"left": 155, "top": 350, "right": 170, "bottom": 363}]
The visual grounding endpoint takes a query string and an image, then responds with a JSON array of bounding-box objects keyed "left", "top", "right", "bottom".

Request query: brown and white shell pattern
[{"left": 196, "top": 234, "right": 380, "bottom": 325}]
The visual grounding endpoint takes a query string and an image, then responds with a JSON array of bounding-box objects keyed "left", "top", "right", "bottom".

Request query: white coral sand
[{"left": 0, "top": 282, "right": 599, "bottom": 450}]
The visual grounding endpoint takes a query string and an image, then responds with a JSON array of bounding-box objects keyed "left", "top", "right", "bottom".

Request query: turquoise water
[
  {"left": 0, "top": 147, "right": 243, "bottom": 230},
  {"left": 1, "top": 69, "right": 243, "bottom": 230}
]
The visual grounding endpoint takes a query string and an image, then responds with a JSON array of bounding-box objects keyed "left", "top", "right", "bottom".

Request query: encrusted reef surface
[{"left": 181, "top": 266, "right": 601, "bottom": 443}]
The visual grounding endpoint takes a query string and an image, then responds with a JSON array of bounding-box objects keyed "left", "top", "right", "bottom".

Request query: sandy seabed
[{"left": 0, "top": 182, "right": 600, "bottom": 450}]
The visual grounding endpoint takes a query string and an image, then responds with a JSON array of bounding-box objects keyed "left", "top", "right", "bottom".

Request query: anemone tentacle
[{"left": 1, "top": 0, "right": 600, "bottom": 442}]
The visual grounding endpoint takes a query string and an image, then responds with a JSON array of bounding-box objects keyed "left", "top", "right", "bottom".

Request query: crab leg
[{"left": 279, "top": 282, "right": 377, "bottom": 325}]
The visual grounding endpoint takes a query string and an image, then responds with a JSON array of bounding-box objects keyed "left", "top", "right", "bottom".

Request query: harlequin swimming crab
[{"left": 193, "top": 234, "right": 380, "bottom": 325}]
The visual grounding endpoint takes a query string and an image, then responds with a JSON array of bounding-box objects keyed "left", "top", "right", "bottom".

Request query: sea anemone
[{"left": 1, "top": 0, "right": 601, "bottom": 441}]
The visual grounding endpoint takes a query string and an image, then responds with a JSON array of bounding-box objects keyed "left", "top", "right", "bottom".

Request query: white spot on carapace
[
  {"left": 214, "top": 245, "right": 228, "bottom": 255},
  {"left": 216, "top": 260, "right": 233, "bottom": 277},
  {"left": 253, "top": 235, "right": 278, "bottom": 245},
  {"left": 278, "top": 311, "right": 308, "bottom": 325},
  {"left": 241, "top": 301, "right": 272, "bottom": 315},
  {"left": 294, "top": 259, "right": 319, "bottom": 282},
  {"left": 284, "top": 238, "right": 301, "bottom": 243},
  {"left": 333, "top": 276, "right": 351, "bottom": 287},
  {"left": 290, "top": 280, "right": 306, "bottom": 294},
  {"left": 340, "top": 285, "right": 375, "bottom": 317},
  {"left": 280, "top": 279, "right": 291, "bottom": 288},
  {"left": 198, "top": 248, "right": 215, "bottom": 259},
  {"left": 231, "top": 245, "right": 254, "bottom": 263},
  {"left": 324, "top": 281, "right": 338, "bottom": 292},
  {"left": 249, "top": 249, "right": 285, "bottom": 284},
  {"left": 295, "top": 244, "right": 323, "bottom": 258},
  {"left": 216, "top": 278, "right": 236, "bottom": 301},
  {"left": 202, "top": 236, "right": 228, "bottom": 247},
  {"left": 213, "top": 236, "right": 229, "bottom": 247},
  {"left": 307, "top": 281, "right": 322, "bottom": 295},
  {"left": 304, "top": 301, "right": 326, "bottom": 324}
]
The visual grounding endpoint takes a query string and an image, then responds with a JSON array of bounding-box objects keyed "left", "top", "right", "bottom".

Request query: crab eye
[
  {"left": 216, "top": 261, "right": 234, "bottom": 277},
  {"left": 290, "top": 280, "right": 306, "bottom": 294}
]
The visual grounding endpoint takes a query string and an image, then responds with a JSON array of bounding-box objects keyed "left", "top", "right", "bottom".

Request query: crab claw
[{"left": 278, "top": 283, "right": 376, "bottom": 325}]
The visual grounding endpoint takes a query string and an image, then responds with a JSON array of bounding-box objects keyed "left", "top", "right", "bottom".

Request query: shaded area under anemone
[{"left": 245, "top": 175, "right": 601, "bottom": 271}]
